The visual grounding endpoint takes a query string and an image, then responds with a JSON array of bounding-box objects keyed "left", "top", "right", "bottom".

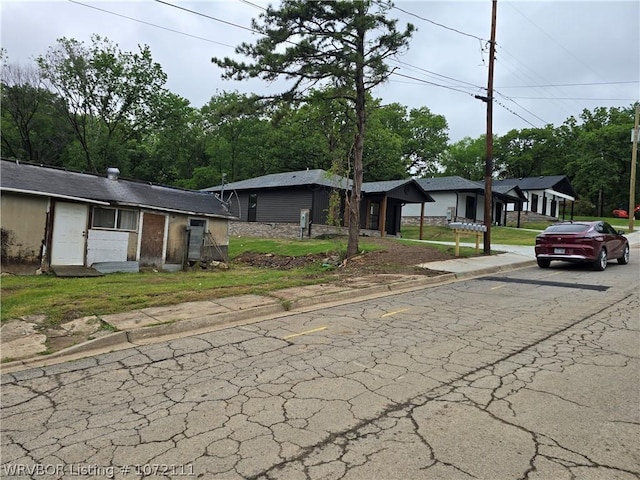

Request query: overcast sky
[{"left": 2, "top": 0, "right": 638, "bottom": 142}]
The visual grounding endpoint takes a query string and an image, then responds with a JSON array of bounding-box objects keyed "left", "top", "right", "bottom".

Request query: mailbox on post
[{"left": 448, "top": 222, "right": 487, "bottom": 256}]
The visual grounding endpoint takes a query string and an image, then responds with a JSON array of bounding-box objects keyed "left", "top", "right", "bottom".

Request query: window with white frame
[{"left": 92, "top": 207, "right": 138, "bottom": 231}]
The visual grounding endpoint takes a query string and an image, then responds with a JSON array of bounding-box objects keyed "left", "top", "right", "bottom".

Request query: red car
[
  {"left": 612, "top": 205, "right": 640, "bottom": 219},
  {"left": 535, "top": 221, "right": 630, "bottom": 271}
]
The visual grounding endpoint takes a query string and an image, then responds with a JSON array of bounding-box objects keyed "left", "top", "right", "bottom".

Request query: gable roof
[
  {"left": 415, "top": 176, "right": 526, "bottom": 202},
  {"left": 416, "top": 176, "right": 485, "bottom": 192},
  {"left": 203, "top": 169, "right": 350, "bottom": 192},
  {"left": 0, "top": 159, "right": 233, "bottom": 218},
  {"left": 362, "top": 179, "right": 434, "bottom": 202},
  {"left": 494, "top": 175, "right": 576, "bottom": 198}
]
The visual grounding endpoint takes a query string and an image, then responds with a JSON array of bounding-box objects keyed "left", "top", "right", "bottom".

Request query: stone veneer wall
[
  {"left": 505, "top": 211, "right": 559, "bottom": 224},
  {"left": 404, "top": 212, "right": 560, "bottom": 227},
  {"left": 229, "top": 221, "right": 382, "bottom": 239},
  {"left": 401, "top": 216, "right": 477, "bottom": 227}
]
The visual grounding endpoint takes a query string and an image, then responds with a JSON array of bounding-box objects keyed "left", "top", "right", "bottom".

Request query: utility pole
[
  {"left": 480, "top": 0, "right": 497, "bottom": 254},
  {"left": 629, "top": 104, "right": 639, "bottom": 233}
]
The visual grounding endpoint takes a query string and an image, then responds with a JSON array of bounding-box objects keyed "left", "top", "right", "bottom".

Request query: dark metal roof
[
  {"left": 494, "top": 175, "right": 576, "bottom": 198},
  {"left": 489, "top": 183, "right": 527, "bottom": 201},
  {"left": 362, "top": 179, "right": 435, "bottom": 202},
  {"left": 417, "top": 176, "right": 525, "bottom": 202},
  {"left": 0, "top": 159, "right": 233, "bottom": 218},
  {"left": 203, "top": 169, "right": 350, "bottom": 192},
  {"left": 361, "top": 179, "right": 408, "bottom": 193}
]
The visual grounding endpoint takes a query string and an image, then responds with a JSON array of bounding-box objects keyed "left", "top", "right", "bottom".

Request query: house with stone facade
[
  {"left": 203, "top": 169, "right": 434, "bottom": 238},
  {"left": 401, "top": 176, "right": 526, "bottom": 226}
]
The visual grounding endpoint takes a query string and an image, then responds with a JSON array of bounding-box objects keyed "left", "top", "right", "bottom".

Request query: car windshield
[{"left": 544, "top": 224, "right": 590, "bottom": 234}]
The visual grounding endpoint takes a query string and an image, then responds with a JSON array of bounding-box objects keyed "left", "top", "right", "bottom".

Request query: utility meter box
[
  {"left": 300, "top": 209, "right": 310, "bottom": 229},
  {"left": 446, "top": 206, "right": 456, "bottom": 222}
]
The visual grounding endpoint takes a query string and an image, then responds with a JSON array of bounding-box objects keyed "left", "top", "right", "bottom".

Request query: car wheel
[
  {"left": 618, "top": 244, "right": 630, "bottom": 265},
  {"left": 593, "top": 248, "right": 607, "bottom": 271},
  {"left": 537, "top": 258, "right": 551, "bottom": 268}
]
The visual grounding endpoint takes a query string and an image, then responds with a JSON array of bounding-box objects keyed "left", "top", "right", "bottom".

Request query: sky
[{"left": 1, "top": 0, "right": 639, "bottom": 143}]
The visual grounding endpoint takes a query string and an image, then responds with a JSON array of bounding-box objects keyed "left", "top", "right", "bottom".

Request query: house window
[
  {"left": 248, "top": 193, "right": 257, "bottom": 222},
  {"left": 92, "top": 207, "right": 138, "bottom": 231},
  {"left": 369, "top": 202, "right": 380, "bottom": 230},
  {"left": 189, "top": 218, "right": 206, "bottom": 228},
  {"left": 531, "top": 194, "right": 539, "bottom": 213}
]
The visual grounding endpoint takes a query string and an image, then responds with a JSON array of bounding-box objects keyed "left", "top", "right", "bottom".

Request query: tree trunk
[{"left": 347, "top": 5, "right": 367, "bottom": 258}]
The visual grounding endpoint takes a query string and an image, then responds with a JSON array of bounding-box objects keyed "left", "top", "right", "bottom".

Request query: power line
[
  {"left": 68, "top": 0, "right": 236, "bottom": 48},
  {"left": 505, "top": 96, "right": 638, "bottom": 101},
  {"left": 389, "top": 58, "right": 483, "bottom": 90},
  {"left": 494, "top": 91, "right": 548, "bottom": 125},
  {"left": 391, "top": 5, "right": 486, "bottom": 42},
  {"left": 390, "top": 72, "right": 479, "bottom": 97},
  {"left": 154, "top": 0, "right": 258, "bottom": 34},
  {"left": 505, "top": 2, "right": 611, "bottom": 87},
  {"left": 237, "top": 0, "right": 266, "bottom": 12},
  {"left": 498, "top": 81, "right": 640, "bottom": 89}
]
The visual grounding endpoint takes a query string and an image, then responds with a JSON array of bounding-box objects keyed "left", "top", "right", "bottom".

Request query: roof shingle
[{"left": 1, "top": 159, "right": 232, "bottom": 218}]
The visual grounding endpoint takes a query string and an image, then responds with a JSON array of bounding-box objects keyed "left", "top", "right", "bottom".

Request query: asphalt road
[{"left": 1, "top": 250, "right": 639, "bottom": 480}]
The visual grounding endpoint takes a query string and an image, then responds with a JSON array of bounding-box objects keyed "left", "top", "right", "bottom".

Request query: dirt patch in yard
[{"left": 233, "top": 237, "right": 456, "bottom": 276}]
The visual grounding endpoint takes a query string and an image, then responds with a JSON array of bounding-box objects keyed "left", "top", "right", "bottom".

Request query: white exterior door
[{"left": 51, "top": 202, "right": 88, "bottom": 265}]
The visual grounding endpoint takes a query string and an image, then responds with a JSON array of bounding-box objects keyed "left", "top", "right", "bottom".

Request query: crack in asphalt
[{"left": 1, "top": 278, "right": 637, "bottom": 480}]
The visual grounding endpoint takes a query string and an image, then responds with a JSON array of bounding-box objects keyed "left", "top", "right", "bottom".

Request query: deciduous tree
[{"left": 37, "top": 35, "right": 168, "bottom": 174}]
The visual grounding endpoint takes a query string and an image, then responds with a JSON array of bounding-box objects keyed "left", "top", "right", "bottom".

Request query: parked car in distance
[
  {"left": 612, "top": 204, "right": 640, "bottom": 219},
  {"left": 535, "top": 221, "right": 629, "bottom": 271}
]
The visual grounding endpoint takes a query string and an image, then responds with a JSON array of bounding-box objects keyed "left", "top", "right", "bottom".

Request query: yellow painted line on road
[
  {"left": 490, "top": 284, "right": 506, "bottom": 290},
  {"left": 283, "top": 326, "right": 327, "bottom": 339},
  {"left": 382, "top": 308, "right": 410, "bottom": 318},
  {"left": 547, "top": 271, "right": 562, "bottom": 277}
]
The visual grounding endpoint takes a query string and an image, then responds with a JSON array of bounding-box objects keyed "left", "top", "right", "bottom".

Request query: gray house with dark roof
[
  {"left": 204, "top": 169, "right": 434, "bottom": 236},
  {"left": 402, "top": 176, "right": 526, "bottom": 226},
  {"left": 1, "top": 159, "right": 234, "bottom": 274}
]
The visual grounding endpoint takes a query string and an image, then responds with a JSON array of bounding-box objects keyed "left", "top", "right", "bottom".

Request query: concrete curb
[
  {"left": 0, "top": 261, "right": 533, "bottom": 373},
  {"left": 453, "top": 260, "right": 537, "bottom": 280}
]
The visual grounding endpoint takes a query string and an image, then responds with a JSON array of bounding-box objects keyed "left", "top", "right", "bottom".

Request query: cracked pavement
[{"left": 1, "top": 260, "right": 639, "bottom": 480}]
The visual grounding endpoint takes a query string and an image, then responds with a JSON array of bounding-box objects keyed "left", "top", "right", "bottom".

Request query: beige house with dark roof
[{"left": 1, "top": 159, "right": 234, "bottom": 274}]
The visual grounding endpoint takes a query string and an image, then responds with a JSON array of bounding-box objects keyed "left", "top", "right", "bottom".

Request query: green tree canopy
[
  {"left": 212, "top": 0, "right": 414, "bottom": 256},
  {"left": 36, "top": 35, "right": 168, "bottom": 173}
]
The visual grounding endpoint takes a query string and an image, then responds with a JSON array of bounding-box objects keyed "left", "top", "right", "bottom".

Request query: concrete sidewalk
[{"left": 3, "top": 229, "right": 638, "bottom": 373}]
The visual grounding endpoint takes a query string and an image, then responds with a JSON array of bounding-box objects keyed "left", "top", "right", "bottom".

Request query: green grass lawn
[
  {"left": 401, "top": 215, "right": 636, "bottom": 246},
  {"left": 3, "top": 221, "right": 633, "bottom": 327},
  {"left": 1, "top": 237, "right": 384, "bottom": 326},
  {"left": 400, "top": 225, "right": 540, "bottom": 246}
]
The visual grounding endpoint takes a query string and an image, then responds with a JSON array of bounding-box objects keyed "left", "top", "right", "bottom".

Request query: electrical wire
[
  {"left": 391, "top": 5, "right": 486, "bottom": 42},
  {"left": 68, "top": 0, "right": 635, "bottom": 132},
  {"left": 498, "top": 81, "right": 639, "bottom": 89},
  {"left": 68, "top": 0, "right": 236, "bottom": 48},
  {"left": 154, "top": 0, "right": 258, "bottom": 34}
]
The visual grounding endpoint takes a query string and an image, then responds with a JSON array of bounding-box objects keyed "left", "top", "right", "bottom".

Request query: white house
[
  {"left": 402, "top": 176, "right": 526, "bottom": 226},
  {"left": 493, "top": 175, "right": 576, "bottom": 220}
]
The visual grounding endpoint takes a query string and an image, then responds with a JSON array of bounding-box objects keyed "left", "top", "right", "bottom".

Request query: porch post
[
  {"left": 380, "top": 195, "right": 388, "bottom": 237},
  {"left": 419, "top": 202, "right": 425, "bottom": 240}
]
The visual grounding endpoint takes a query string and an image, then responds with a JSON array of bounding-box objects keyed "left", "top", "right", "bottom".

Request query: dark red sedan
[{"left": 535, "top": 221, "right": 630, "bottom": 271}]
